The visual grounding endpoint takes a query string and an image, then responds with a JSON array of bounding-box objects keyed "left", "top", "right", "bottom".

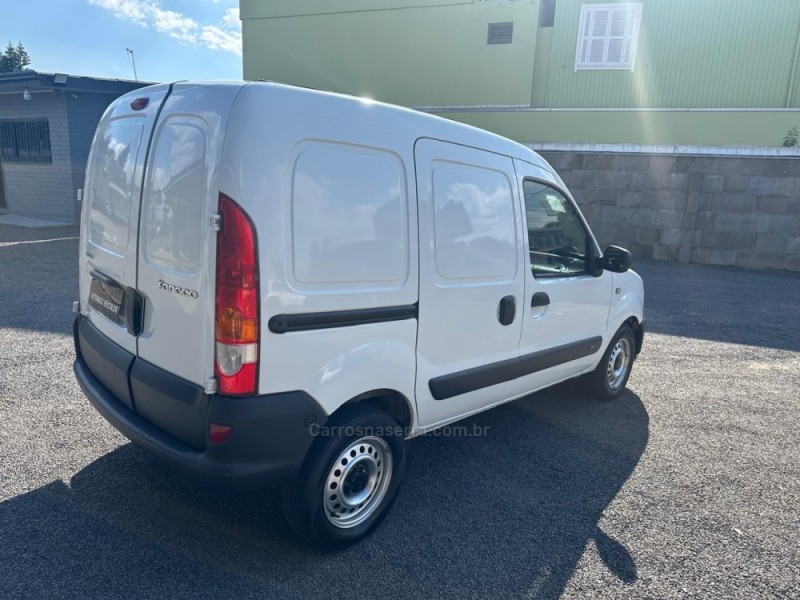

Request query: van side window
[
  {"left": 432, "top": 164, "right": 517, "bottom": 281},
  {"left": 291, "top": 144, "right": 408, "bottom": 288},
  {"left": 523, "top": 180, "right": 590, "bottom": 277}
]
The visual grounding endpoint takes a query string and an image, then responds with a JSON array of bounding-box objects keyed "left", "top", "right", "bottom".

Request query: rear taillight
[{"left": 215, "top": 193, "right": 259, "bottom": 395}]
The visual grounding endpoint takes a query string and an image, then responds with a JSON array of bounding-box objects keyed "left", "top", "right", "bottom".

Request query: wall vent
[{"left": 487, "top": 22, "right": 514, "bottom": 45}]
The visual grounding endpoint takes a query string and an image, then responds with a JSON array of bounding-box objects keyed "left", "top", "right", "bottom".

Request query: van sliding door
[{"left": 413, "top": 139, "right": 526, "bottom": 427}]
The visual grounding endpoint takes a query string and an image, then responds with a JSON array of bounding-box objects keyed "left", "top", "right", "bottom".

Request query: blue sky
[{"left": 4, "top": 0, "right": 242, "bottom": 83}]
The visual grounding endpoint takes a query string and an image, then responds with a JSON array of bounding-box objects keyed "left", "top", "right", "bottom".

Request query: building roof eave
[{"left": 0, "top": 70, "right": 154, "bottom": 94}]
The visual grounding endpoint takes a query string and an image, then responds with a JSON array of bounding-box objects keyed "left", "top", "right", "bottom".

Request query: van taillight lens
[{"left": 215, "top": 194, "right": 259, "bottom": 395}]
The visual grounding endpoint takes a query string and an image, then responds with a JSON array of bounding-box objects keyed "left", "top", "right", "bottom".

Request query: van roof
[
  {"left": 126, "top": 81, "right": 550, "bottom": 171},
  {"left": 247, "top": 81, "right": 545, "bottom": 166}
]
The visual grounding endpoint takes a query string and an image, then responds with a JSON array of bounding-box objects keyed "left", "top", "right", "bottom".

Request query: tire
[
  {"left": 583, "top": 324, "right": 636, "bottom": 401},
  {"left": 281, "top": 404, "right": 406, "bottom": 549}
]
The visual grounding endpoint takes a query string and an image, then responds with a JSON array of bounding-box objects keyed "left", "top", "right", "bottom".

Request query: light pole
[{"left": 126, "top": 48, "right": 138, "bottom": 81}]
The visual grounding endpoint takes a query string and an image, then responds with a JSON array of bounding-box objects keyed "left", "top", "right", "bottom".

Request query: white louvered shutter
[{"left": 575, "top": 3, "right": 642, "bottom": 71}]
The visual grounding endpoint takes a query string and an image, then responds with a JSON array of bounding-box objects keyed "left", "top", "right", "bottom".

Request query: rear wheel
[
  {"left": 282, "top": 404, "right": 406, "bottom": 549},
  {"left": 583, "top": 324, "right": 636, "bottom": 401}
]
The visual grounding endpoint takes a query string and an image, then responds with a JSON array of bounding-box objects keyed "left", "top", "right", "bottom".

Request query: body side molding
[
  {"left": 429, "top": 336, "right": 603, "bottom": 400},
  {"left": 268, "top": 304, "right": 418, "bottom": 334}
]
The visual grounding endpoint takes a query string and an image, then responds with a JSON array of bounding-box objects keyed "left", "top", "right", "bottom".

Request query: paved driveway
[{"left": 1, "top": 225, "right": 798, "bottom": 599}]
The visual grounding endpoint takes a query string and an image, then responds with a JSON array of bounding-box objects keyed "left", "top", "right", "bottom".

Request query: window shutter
[
  {"left": 591, "top": 8, "right": 610, "bottom": 37},
  {"left": 624, "top": 4, "right": 641, "bottom": 65},
  {"left": 574, "top": 3, "right": 642, "bottom": 71},
  {"left": 606, "top": 8, "right": 628, "bottom": 64},
  {"left": 591, "top": 8, "right": 610, "bottom": 64},
  {"left": 577, "top": 8, "right": 591, "bottom": 64}
]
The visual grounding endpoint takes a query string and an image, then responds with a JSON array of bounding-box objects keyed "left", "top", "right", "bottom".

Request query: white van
[{"left": 74, "top": 82, "right": 644, "bottom": 548}]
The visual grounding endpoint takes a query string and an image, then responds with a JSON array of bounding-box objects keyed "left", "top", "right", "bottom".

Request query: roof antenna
[{"left": 125, "top": 48, "right": 138, "bottom": 82}]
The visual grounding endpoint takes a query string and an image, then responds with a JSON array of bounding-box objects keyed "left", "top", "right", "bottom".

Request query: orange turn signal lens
[{"left": 216, "top": 307, "right": 259, "bottom": 343}]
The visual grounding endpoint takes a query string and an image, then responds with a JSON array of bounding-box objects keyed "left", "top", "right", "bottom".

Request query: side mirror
[{"left": 603, "top": 245, "right": 632, "bottom": 273}]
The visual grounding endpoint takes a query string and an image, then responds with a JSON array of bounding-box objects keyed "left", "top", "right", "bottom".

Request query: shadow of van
[{"left": 0, "top": 385, "right": 648, "bottom": 599}]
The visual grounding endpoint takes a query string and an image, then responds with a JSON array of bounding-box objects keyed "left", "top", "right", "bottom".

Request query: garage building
[{"left": 0, "top": 70, "right": 147, "bottom": 225}]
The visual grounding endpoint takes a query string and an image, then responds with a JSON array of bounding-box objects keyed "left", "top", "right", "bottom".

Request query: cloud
[
  {"left": 222, "top": 8, "right": 239, "bottom": 28},
  {"left": 88, "top": 0, "right": 241, "bottom": 56}
]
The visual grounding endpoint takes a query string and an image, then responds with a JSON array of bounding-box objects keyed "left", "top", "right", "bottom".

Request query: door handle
[
  {"left": 89, "top": 269, "right": 119, "bottom": 288},
  {"left": 498, "top": 295, "right": 516, "bottom": 326},
  {"left": 125, "top": 287, "right": 145, "bottom": 337},
  {"left": 531, "top": 292, "right": 550, "bottom": 308}
]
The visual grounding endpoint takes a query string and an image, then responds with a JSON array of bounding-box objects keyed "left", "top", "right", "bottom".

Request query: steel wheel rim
[
  {"left": 323, "top": 436, "right": 393, "bottom": 529},
  {"left": 607, "top": 337, "right": 632, "bottom": 391}
]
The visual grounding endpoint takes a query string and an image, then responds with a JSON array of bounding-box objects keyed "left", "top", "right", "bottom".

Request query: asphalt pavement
[{"left": 0, "top": 224, "right": 798, "bottom": 599}]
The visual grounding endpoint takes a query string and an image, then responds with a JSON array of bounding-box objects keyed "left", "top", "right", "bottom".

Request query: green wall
[
  {"left": 544, "top": 0, "right": 800, "bottom": 109},
  {"left": 242, "top": 0, "right": 540, "bottom": 107},
  {"left": 434, "top": 109, "right": 800, "bottom": 148},
  {"left": 241, "top": 0, "right": 800, "bottom": 146},
  {"left": 531, "top": 26, "right": 553, "bottom": 108},
  {"left": 241, "top": 0, "right": 472, "bottom": 19}
]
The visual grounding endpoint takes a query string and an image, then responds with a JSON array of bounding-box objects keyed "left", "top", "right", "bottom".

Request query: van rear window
[
  {"left": 88, "top": 119, "right": 144, "bottom": 253},
  {"left": 142, "top": 119, "right": 208, "bottom": 274}
]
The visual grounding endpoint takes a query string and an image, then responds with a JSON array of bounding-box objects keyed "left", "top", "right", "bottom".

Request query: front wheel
[
  {"left": 583, "top": 324, "right": 636, "bottom": 401},
  {"left": 281, "top": 404, "right": 406, "bottom": 549}
]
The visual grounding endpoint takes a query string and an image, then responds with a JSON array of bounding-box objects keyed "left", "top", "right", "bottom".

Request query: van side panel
[
  {"left": 219, "top": 86, "right": 419, "bottom": 420},
  {"left": 606, "top": 270, "right": 645, "bottom": 342}
]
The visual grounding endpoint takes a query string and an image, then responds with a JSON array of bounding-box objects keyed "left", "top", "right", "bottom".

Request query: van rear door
[
  {"left": 134, "top": 83, "right": 244, "bottom": 389},
  {"left": 80, "top": 84, "right": 171, "bottom": 357}
]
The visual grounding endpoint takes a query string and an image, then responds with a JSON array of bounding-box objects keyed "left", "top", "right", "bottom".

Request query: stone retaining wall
[{"left": 538, "top": 152, "right": 800, "bottom": 272}]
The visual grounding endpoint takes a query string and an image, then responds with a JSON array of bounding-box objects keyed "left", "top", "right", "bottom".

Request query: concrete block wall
[
  {"left": 0, "top": 92, "right": 75, "bottom": 223},
  {"left": 538, "top": 152, "right": 800, "bottom": 273}
]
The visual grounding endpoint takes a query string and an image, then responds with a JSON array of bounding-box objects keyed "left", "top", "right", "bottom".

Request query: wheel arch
[
  {"left": 623, "top": 315, "right": 644, "bottom": 356},
  {"left": 338, "top": 389, "right": 415, "bottom": 432}
]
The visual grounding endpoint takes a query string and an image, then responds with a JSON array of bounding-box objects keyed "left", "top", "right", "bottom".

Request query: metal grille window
[
  {"left": 575, "top": 3, "right": 642, "bottom": 71},
  {"left": 0, "top": 119, "right": 53, "bottom": 164}
]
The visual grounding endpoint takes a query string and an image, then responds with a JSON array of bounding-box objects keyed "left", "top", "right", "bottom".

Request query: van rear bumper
[{"left": 73, "top": 315, "right": 326, "bottom": 491}]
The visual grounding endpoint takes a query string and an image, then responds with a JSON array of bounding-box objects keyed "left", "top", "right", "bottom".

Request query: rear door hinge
[
  {"left": 204, "top": 377, "right": 218, "bottom": 395},
  {"left": 210, "top": 214, "right": 222, "bottom": 231}
]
